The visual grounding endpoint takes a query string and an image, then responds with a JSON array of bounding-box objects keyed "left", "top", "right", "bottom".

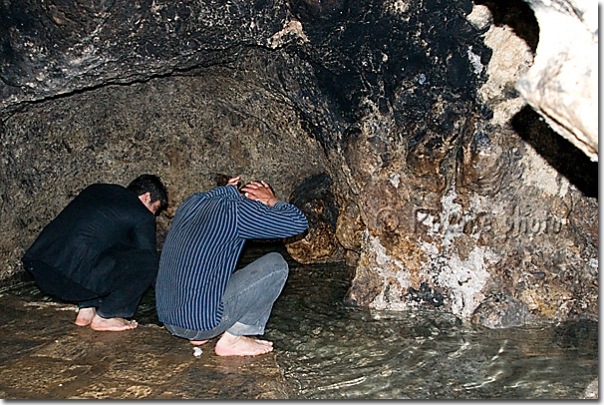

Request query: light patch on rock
[
  {"left": 480, "top": 25, "right": 533, "bottom": 101},
  {"left": 419, "top": 240, "right": 439, "bottom": 256},
  {"left": 370, "top": 233, "right": 392, "bottom": 268},
  {"left": 520, "top": 146, "right": 563, "bottom": 196},
  {"left": 558, "top": 175, "right": 569, "bottom": 198},
  {"left": 466, "top": 46, "right": 484, "bottom": 75},
  {"left": 268, "top": 20, "right": 309, "bottom": 49},
  {"left": 388, "top": 172, "right": 400, "bottom": 188},
  {"left": 419, "top": 210, "right": 439, "bottom": 236},
  {"left": 416, "top": 189, "right": 465, "bottom": 244},
  {"left": 415, "top": 189, "right": 502, "bottom": 318},
  {"left": 369, "top": 234, "right": 407, "bottom": 281},
  {"left": 582, "top": 378, "right": 598, "bottom": 400},
  {"left": 438, "top": 186, "right": 464, "bottom": 248},
  {"left": 358, "top": 99, "right": 397, "bottom": 137},
  {"left": 466, "top": 4, "right": 492, "bottom": 31},
  {"left": 436, "top": 246, "right": 493, "bottom": 318},
  {"left": 478, "top": 24, "right": 533, "bottom": 127},
  {"left": 490, "top": 99, "right": 525, "bottom": 129},
  {"left": 386, "top": 0, "right": 410, "bottom": 16},
  {"left": 366, "top": 234, "right": 412, "bottom": 311}
]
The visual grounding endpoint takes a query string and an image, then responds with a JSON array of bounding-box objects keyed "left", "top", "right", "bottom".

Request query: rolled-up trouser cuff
[{"left": 227, "top": 321, "right": 264, "bottom": 337}]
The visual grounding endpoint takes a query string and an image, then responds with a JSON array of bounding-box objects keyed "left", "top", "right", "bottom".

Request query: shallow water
[
  {"left": 240, "top": 243, "right": 598, "bottom": 400},
  {"left": 13, "top": 242, "right": 594, "bottom": 399}
]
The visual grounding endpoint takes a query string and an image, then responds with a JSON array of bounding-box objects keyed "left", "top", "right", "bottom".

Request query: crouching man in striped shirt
[{"left": 155, "top": 176, "right": 308, "bottom": 356}]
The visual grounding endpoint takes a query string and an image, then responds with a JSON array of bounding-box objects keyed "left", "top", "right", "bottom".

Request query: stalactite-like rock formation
[
  {"left": 0, "top": 0, "right": 597, "bottom": 326},
  {"left": 516, "top": 0, "right": 598, "bottom": 162}
]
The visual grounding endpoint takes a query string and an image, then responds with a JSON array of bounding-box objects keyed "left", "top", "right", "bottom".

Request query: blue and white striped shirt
[{"left": 155, "top": 185, "right": 308, "bottom": 331}]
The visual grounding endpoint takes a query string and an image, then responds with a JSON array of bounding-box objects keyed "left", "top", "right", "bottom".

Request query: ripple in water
[{"left": 251, "top": 244, "right": 598, "bottom": 400}]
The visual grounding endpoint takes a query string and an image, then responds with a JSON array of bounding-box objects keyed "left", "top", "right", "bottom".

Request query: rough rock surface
[
  {"left": 581, "top": 378, "right": 598, "bottom": 400},
  {"left": 0, "top": 0, "right": 597, "bottom": 326}
]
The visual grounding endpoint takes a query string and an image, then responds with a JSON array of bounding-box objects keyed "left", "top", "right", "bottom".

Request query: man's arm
[
  {"left": 235, "top": 180, "right": 308, "bottom": 240},
  {"left": 133, "top": 217, "right": 159, "bottom": 253}
]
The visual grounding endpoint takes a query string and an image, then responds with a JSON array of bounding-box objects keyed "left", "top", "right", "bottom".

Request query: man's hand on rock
[{"left": 226, "top": 176, "right": 241, "bottom": 188}]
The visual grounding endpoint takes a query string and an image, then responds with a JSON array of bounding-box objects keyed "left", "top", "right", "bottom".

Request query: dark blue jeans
[{"left": 164, "top": 252, "right": 288, "bottom": 341}]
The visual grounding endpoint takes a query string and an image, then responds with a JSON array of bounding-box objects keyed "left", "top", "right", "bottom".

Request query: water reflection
[{"left": 243, "top": 243, "right": 598, "bottom": 400}]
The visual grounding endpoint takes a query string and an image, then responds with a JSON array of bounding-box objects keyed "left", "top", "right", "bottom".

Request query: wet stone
[{"left": 0, "top": 283, "right": 290, "bottom": 399}]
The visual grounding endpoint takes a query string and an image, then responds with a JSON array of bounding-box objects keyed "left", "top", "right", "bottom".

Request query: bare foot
[
  {"left": 214, "top": 332, "right": 274, "bottom": 356},
  {"left": 190, "top": 339, "right": 209, "bottom": 346},
  {"left": 75, "top": 307, "right": 96, "bottom": 326},
  {"left": 90, "top": 314, "right": 138, "bottom": 332}
]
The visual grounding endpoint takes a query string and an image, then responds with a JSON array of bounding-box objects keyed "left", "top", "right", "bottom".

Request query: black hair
[{"left": 127, "top": 174, "right": 168, "bottom": 214}]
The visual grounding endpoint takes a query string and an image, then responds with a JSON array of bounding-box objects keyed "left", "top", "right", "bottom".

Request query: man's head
[{"left": 127, "top": 174, "right": 168, "bottom": 215}]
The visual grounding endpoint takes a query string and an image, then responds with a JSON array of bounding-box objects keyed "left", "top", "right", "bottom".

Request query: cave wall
[
  {"left": 0, "top": 52, "right": 329, "bottom": 284},
  {"left": 307, "top": 1, "right": 598, "bottom": 324},
  {"left": 0, "top": 0, "right": 597, "bottom": 325}
]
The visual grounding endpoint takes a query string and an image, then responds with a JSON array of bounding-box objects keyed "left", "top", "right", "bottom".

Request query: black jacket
[{"left": 22, "top": 183, "right": 158, "bottom": 291}]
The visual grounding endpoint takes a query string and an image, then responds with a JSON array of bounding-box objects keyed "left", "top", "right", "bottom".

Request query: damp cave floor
[
  {"left": 0, "top": 281, "right": 292, "bottom": 400},
  {"left": 0, "top": 245, "right": 315, "bottom": 402}
]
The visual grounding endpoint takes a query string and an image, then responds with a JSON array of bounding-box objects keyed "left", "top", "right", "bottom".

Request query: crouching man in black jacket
[{"left": 22, "top": 174, "right": 168, "bottom": 332}]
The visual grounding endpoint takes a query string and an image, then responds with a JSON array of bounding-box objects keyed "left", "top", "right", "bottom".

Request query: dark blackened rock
[
  {"left": 407, "top": 282, "right": 444, "bottom": 307},
  {"left": 286, "top": 172, "right": 342, "bottom": 263},
  {"left": 0, "top": 0, "right": 290, "bottom": 115},
  {"left": 289, "top": 172, "right": 338, "bottom": 230}
]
